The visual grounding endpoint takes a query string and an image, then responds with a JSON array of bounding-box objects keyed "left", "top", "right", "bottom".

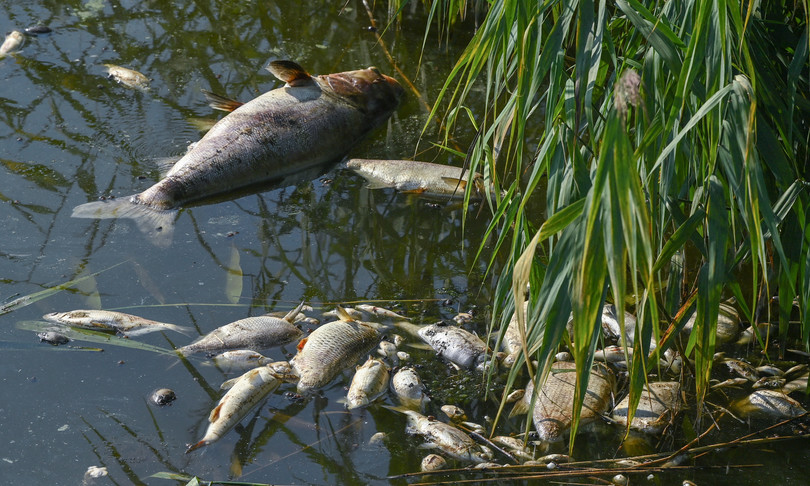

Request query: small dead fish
[
  {"left": 752, "top": 376, "right": 786, "bottom": 390},
  {"left": 417, "top": 322, "right": 489, "bottom": 370},
  {"left": 501, "top": 301, "right": 527, "bottom": 366},
  {"left": 104, "top": 64, "right": 150, "bottom": 90},
  {"left": 377, "top": 340, "right": 399, "bottom": 366},
  {"left": 723, "top": 358, "right": 759, "bottom": 382},
  {"left": 396, "top": 351, "right": 411, "bottom": 362},
  {"left": 211, "top": 349, "right": 273, "bottom": 371},
  {"left": 594, "top": 345, "right": 633, "bottom": 363},
  {"left": 441, "top": 404, "right": 467, "bottom": 423},
  {"left": 0, "top": 30, "right": 24, "bottom": 56},
  {"left": 390, "top": 366, "right": 429, "bottom": 410},
  {"left": 24, "top": 25, "right": 52, "bottom": 36},
  {"left": 611, "top": 382, "right": 681, "bottom": 435},
  {"left": 421, "top": 453, "right": 447, "bottom": 472},
  {"left": 356, "top": 304, "right": 409, "bottom": 320},
  {"left": 323, "top": 306, "right": 363, "bottom": 320},
  {"left": 453, "top": 312, "right": 473, "bottom": 324},
  {"left": 734, "top": 389, "right": 807, "bottom": 418},
  {"left": 710, "top": 377, "right": 749, "bottom": 390},
  {"left": 37, "top": 331, "right": 70, "bottom": 345},
  {"left": 346, "top": 357, "right": 389, "bottom": 409},
  {"left": 345, "top": 159, "right": 493, "bottom": 200},
  {"left": 290, "top": 318, "right": 380, "bottom": 393},
  {"left": 150, "top": 388, "right": 176, "bottom": 406},
  {"left": 402, "top": 409, "right": 493, "bottom": 463},
  {"left": 187, "top": 362, "right": 293, "bottom": 452},
  {"left": 43, "top": 309, "right": 192, "bottom": 337},
  {"left": 177, "top": 303, "right": 304, "bottom": 356}
]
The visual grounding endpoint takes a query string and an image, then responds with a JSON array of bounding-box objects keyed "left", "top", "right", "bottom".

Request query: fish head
[{"left": 321, "top": 66, "right": 404, "bottom": 117}]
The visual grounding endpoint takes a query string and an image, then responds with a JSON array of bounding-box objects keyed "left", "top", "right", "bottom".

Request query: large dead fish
[
  {"left": 417, "top": 322, "right": 489, "bottom": 370},
  {"left": 43, "top": 309, "right": 192, "bottom": 337},
  {"left": 344, "top": 158, "right": 491, "bottom": 199},
  {"left": 290, "top": 311, "right": 381, "bottom": 393},
  {"left": 176, "top": 302, "right": 304, "bottom": 356},
  {"left": 512, "top": 361, "right": 613, "bottom": 442},
  {"left": 346, "top": 356, "right": 390, "bottom": 409},
  {"left": 72, "top": 60, "right": 403, "bottom": 246},
  {"left": 400, "top": 409, "right": 493, "bottom": 463},
  {"left": 611, "top": 381, "right": 681, "bottom": 435},
  {"left": 186, "top": 361, "right": 294, "bottom": 453}
]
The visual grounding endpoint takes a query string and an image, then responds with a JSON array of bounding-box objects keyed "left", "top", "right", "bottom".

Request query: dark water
[{"left": 2, "top": 1, "right": 810, "bottom": 485}]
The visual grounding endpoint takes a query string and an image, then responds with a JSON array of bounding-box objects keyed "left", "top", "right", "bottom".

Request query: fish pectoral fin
[
  {"left": 441, "top": 177, "right": 468, "bottom": 190},
  {"left": 201, "top": 89, "right": 244, "bottom": 112},
  {"left": 209, "top": 402, "right": 224, "bottom": 422},
  {"left": 266, "top": 60, "right": 313, "bottom": 87},
  {"left": 296, "top": 337, "right": 308, "bottom": 351},
  {"left": 399, "top": 188, "right": 426, "bottom": 194}
]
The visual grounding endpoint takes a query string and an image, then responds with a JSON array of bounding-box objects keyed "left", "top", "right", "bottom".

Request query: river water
[{"left": 2, "top": 1, "right": 809, "bottom": 485}]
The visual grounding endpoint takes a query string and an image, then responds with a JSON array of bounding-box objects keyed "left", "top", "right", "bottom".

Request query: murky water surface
[{"left": 1, "top": 1, "right": 809, "bottom": 485}]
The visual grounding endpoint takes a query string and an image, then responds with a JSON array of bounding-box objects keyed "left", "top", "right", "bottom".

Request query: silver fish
[
  {"left": 417, "top": 322, "right": 489, "bottom": 370},
  {"left": 344, "top": 158, "right": 492, "bottom": 200},
  {"left": 346, "top": 357, "right": 390, "bottom": 409},
  {"left": 177, "top": 303, "right": 304, "bottom": 356},
  {"left": 734, "top": 389, "right": 807, "bottom": 418},
  {"left": 421, "top": 453, "right": 447, "bottom": 472},
  {"left": 103, "top": 64, "right": 150, "bottom": 90},
  {"left": 377, "top": 340, "right": 399, "bottom": 366},
  {"left": 211, "top": 349, "right": 273, "bottom": 371},
  {"left": 0, "top": 30, "right": 24, "bottom": 56},
  {"left": 355, "top": 304, "right": 409, "bottom": 320},
  {"left": 682, "top": 302, "right": 740, "bottom": 345},
  {"left": 390, "top": 366, "right": 429, "bottom": 410},
  {"left": 290, "top": 318, "right": 380, "bottom": 393},
  {"left": 402, "top": 409, "right": 493, "bottom": 463},
  {"left": 611, "top": 381, "right": 681, "bottom": 435},
  {"left": 43, "top": 309, "right": 191, "bottom": 337},
  {"left": 441, "top": 404, "right": 467, "bottom": 423},
  {"left": 73, "top": 61, "right": 403, "bottom": 247},
  {"left": 186, "top": 362, "right": 293, "bottom": 452}
]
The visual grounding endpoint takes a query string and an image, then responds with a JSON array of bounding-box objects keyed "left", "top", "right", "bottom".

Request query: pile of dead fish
[{"left": 35, "top": 298, "right": 809, "bottom": 473}]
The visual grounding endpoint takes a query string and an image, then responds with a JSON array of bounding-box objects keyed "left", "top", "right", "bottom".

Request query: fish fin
[
  {"left": 296, "top": 337, "right": 308, "bottom": 351},
  {"left": 220, "top": 377, "right": 239, "bottom": 390},
  {"left": 266, "top": 60, "right": 313, "bottom": 87},
  {"left": 162, "top": 323, "right": 194, "bottom": 337},
  {"left": 209, "top": 402, "right": 224, "bottom": 422},
  {"left": 509, "top": 398, "right": 529, "bottom": 418},
  {"left": 399, "top": 188, "right": 426, "bottom": 194},
  {"left": 201, "top": 89, "right": 244, "bottom": 112},
  {"left": 283, "top": 301, "right": 307, "bottom": 323},
  {"left": 72, "top": 198, "right": 176, "bottom": 248},
  {"left": 441, "top": 177, "right": 468, "bottom": 189},
  {"left": 185, "top": 439, "right": 208, "bottom": 454},
  {"left": 335, "top": 305, "right": 356, "bottom": 322}
]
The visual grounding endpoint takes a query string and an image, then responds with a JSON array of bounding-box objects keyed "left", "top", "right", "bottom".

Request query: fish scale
[{"left": 290, "top": 319, "right": 380, "bottom": 393}]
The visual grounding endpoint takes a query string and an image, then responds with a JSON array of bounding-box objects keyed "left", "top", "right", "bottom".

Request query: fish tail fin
[
  {"left": 162, "top": 323, "right": 194, "bottom": 336},
  {"left": 201, "top": 89, "right": 244, "bottom": 112},
  {"left": 185, "top": 440, "right": 208, "bottom": 454},
  {"left": 72, "top": 198, "right": 176, "bottom": 248}
]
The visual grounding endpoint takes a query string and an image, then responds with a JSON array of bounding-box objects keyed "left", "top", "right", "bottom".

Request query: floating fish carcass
[
  {"left": 611, "top": 382, "right": 681, "bottom": 435},
  {"left": 513, "top": 361, "right": 613, "bottom": 442},
  {"left": 177, "top": 311, "right": 303, "bottom": 356},
  {"left": 390, "top": 366, "right": 429, "bottom": 410},
  {"left": 682, "top": 302, "right": 740, "bottom": 345},
  {"left": 43, "top": 309, "right": 192, "bottom": 337},
  {"left": 346, "top": 357, "right": 390, "bottom": 409},
  {"left": 290, "top": 318, "right": 380, "bottom": 393},
  {"left": 103, "top": 64, "right": 150, "bottom": 90},
  {"left": 37, "top": 331, "right": 70, "bottom": 345},
  {"left": 417, "top": 322, "right": 489, "bottom": 370},
  {"left": 501, "top": 300, "right": 528, "bottom": 367},
  {"left": 186, "top": 362, "right": 293, "bottom": 452},
  {"left": 344, "top": 158, "right": 492, "bottom": 200},
  {"left": 72, "top": 61, "right": 403, "bottom": 246},
  {"left": 734, "top": 389, "right": 807, "bottom": 418},
  {"left": 401, "top": 409, "right": 493, "bottom": 463},
  {"left": 210, "top": 349, "right": 273, "bottom": 371},
  {"left": 0, "top": 30, "right": 24, "bottom": 56},
  {"left": 355, "top": 304, "right": 409, "bottom": 320}
]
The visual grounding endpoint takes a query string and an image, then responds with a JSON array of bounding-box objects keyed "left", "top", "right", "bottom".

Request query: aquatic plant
[{"left": 415, "top": 0, "right": 810, "bottom": 450}]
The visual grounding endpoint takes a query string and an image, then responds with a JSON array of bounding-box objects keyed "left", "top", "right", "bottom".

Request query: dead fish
[
  {"left": 453, "top": 312, "right": 473, "bottom": 324},
  {"left": 390, "top": 366, "right": 429, "bottom": 410},
  {"left": 290, "top": 317, "right": 380, "bottom": 393},
  {"left": 103, "top": 64, "right": 150, "bottom": 90},
  {"left": 24, "top": 25, "right": 52, "bottom": 36},
  {"left": 417, "top": 322, "right": 489, "bottom": 370},
  {"left": 73, "top": 61, "right": 403, "bottom": 247},
  {"left": 355, "top": 304, "right": 409, "bottom": 320},
  {"left": 0, "top": 30, "right": 24, "bottom": 56},
  {"left": 177, "top": 303, "right": 304, "bottom": 356},
  {"left": 43, "top": 309, "right": 192, "bottom": 337},
  {"left": 501, "top": 301, "right": 527, "bottom": 366},
  {"left": 734, "top": 389, "right": 807, "bottom": 418},
  {"left": 752, "top": 376, "right": 786, "bottom": 390},
  {"left": 611, "top": 382, "right": 681, "bottom": 435},
  {"left": 513, "top": 361, "right": 613, "bottom": 442},
  {"left": 187, "top": 362, "right": 293, "bottom": 452},
  {"left": 37, "top": 331, "right": 70, "bottom": 345},
  {"left": 710, "top": 377, "right": 749, "bottom": 390},
  {"left": 346, "top": 357, "right": 389, "bottom": 409},
  {"left": 441, "top": 404, "right": 467, "bottom": 423},
  {"left": 150, "top": 388, "right": 176, "bottom": 406},
  {"left": 601, "top": 304, "right": 655, "bottom": 350},
  {"left": 682, "top": 302, "right": 740, "bottom": 345},
  {"left": 737, "top": 322, "right": 774, "bottom": 346},
  {"left": 421, "top": 453, "right": 447, "bottom": 471},
  {"left": 211, "top": 349, "right": 273, "bottom": 371},
  {"left": 594, "top": 345, "right": 633, "bottom": 363},
  {"left": 401, "top": 409, "right": 493, "bottom": 463},
  {"left": 377, "top": 340, "right": 399, "bottom": 366},
  {"left": 323, "top": 306, "right": 363, "bottom": 320},
  {"left": 344, "top": 159, "right": 492, "bottom": 200},
  {"left": 722, "top": 357, "right": 759, "bottom": 382}
]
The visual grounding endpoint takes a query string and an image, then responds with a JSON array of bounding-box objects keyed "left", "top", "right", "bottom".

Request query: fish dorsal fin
[
  {"left": 283, "top": 301, "right": 307, "bottom": 323},
  {"left": 335, "top": 305, "right": 356, "bottom": 322},
  {"left": 266, "top": 60, "right": 313, "bottom": 87},
  {"left": 201, "top": 89, "right": 244, "bottom": 112}
]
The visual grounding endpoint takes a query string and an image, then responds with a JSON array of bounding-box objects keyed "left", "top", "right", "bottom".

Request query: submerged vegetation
[{"left": 415, "top": 0, "right": 810, "bottom": 450}]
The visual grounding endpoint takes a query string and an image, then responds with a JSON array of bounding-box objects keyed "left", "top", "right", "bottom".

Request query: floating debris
[{"left": 150, "top": 388, "right": 176, "bottom": 406}]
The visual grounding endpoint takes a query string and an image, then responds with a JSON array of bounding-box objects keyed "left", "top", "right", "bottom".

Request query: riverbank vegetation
[{"left": 410, "top": 0, "right": 809, "bottom": 450}]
